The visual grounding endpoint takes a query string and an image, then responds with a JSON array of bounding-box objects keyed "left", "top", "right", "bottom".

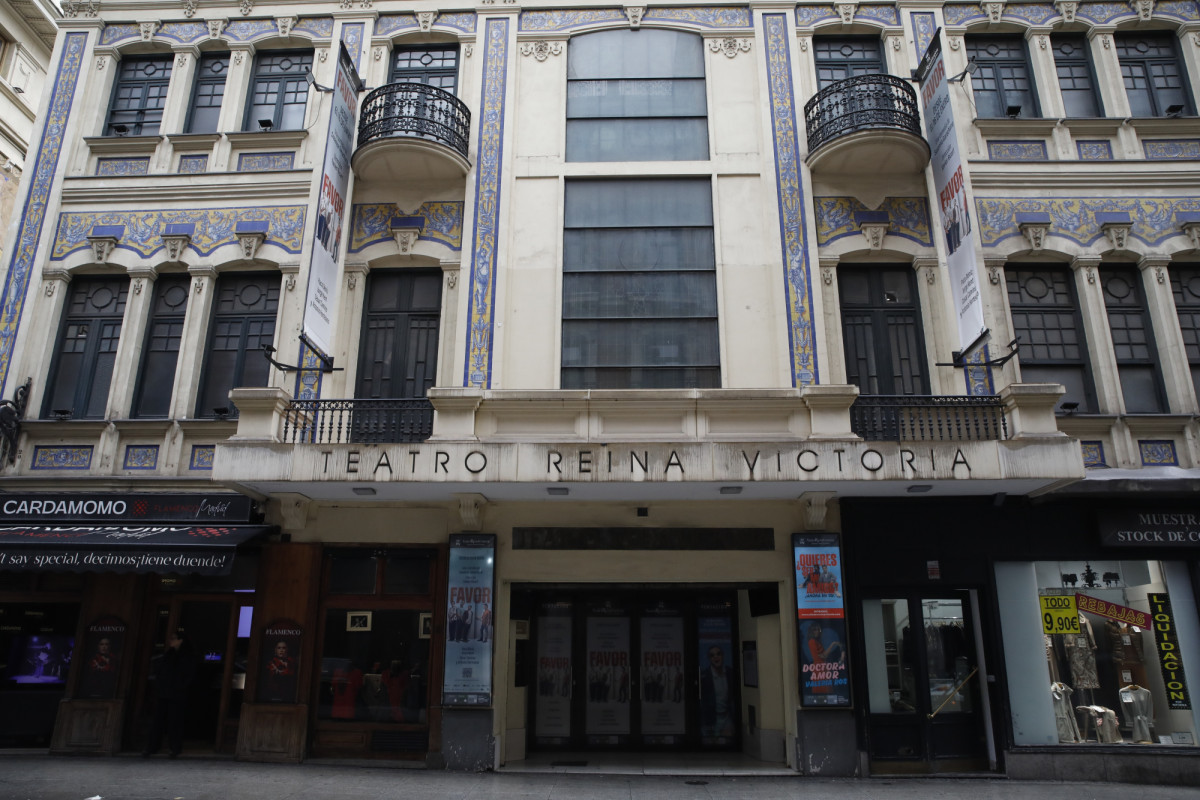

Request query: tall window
[
  {"left": 1051, "top": 35, "right": 1102, "bottom": 117},
  {"left": 966, "top": 36, "right": 1038, "bottom": 118},
  {"left": 245, "top": 50, "right": 312, "bottom": 131},
  {"left": 105, "top": 55, "right": 172, "bottom": 136},
  {"left": 43, "top": 277, "right": 128, "bottom": 419},
  {"left": 1006, "top": 267, "right": 1094, "bottom": 411},
  {"left": 132, "top": 275, "right": 190, "bottom": 418},
  {"left": 566, "top": 29, "right": 708, "bottom": 162},
  {"left": 813, "top": 37, "right": 884, "bottom": 90},
  {"left": 389, "top": 46, "right": 459, "bottom": 93},
  {"left": 562, "top": 179, "right": 719, "bottom": 389},
  {"left": 838, "top": 267, "right": 928, "bottom": 395},
  {"left": 357, "top": 270, "right": 441, "bottom": 400},
  {"left": 196, "top": 274, "right": 279, "bottom": 418},
  {"left": 1102, "top": 267, "right": 1165, "bottom": 413},
  {"left": 186, "top": 52, "right": 230, "bottom": 133},
  {"left": 1116, "top": 32, "right": 1193, "bottom": 117},
  {"left": 1170, "top": 265, "right": 1200, "bottom": 405}
]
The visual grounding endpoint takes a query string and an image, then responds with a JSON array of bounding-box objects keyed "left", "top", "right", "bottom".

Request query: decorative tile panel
[
  {"left": 1006, "top": 4, "right": 1057, "bottom": 22},
  {"left": 51, "top": 207, "right": 307, "bottom": 260},
  {"left": 911, "top": 12, "right": 937, "bottom": 60},
  {"left": 294, "top": 343, "right": 323, "bottom": 401},
  {"left": 294, "top": 17, "right": 335, "bottom": 38},
  {"left": 1077, "top": 140, "right": 1113, "bottom": 161},
  {"left": 1156, "top": 0, "right": 1200, "bottom": 19},
  {"left": 224, "top": 19, "right": 277, "bottom": 42},
  {"left": 123, "top": 445, "right": 159, "bottom": 470},
  {"left": 436, "top": 12, "right": 478, "bottom": 32},
  {"left": 464, "top": 18, "right": 510, "bottom": 388},
  {"left": 0, "top": 33, "right": 86, "bottom": 394},
  {"left": 855, "top": 5, "right": 900, "bottom": 24},
  {"left": 375, "top": 14, "right": 420, "bottom": 36},
  {"left": 519, "top": 9, "right": 626, "bottom": 31},
  {"left": 988, "top": 141, "right": 1049, "bottom": 161},
  {"left": 795, "top": 5, "right": 838, "bottom": 25},
  {"left": 350, "top": 202, "right": 464, "bottom": 252},
  {"left": 814, "top": 197, "right": 933, "bottom": 246},
  {"left": 964, "top": 345, "right": 995, "bottom": 396},
  {"left": 178, "top": 154, "right": 209, "bottom": 174},
  {"left": 1139, "top": 440, "right": 1179, "bottom": 466},
  {"left": 943, "top": 4, "right": 985, "bottom": 24},
  {"left": 190, "top": 445, "right": 215, "bottom": 470},
  {"left": 1078, "top": 1, "right": 1134, "bottom": 22},
  {"left": 643, "top": 7, "right": 753, "bottom": 27},
  {"left": 100, "top": 24, "right": 139, "bottom": 45},
  {"left": 237, "top": 151, "right": 296, "bottom": 172},
  {"left": 1144, "top": 140, "right": 1200, "bottom": 160},
  {"left": 341, "top": 22, "right": 365, "bottom": 73},
  {"left": 1081, "top": 441, "right": 1106, "bottom": 468},
  {"left": 158, "top": 22, "right": 208, "bottom": 43},
  {"left": 975, "top": 197, "right": 1200, "bottom": 248},
  {"left": 96, "top": 157, "right": 150, "bottom": 176},
  {"left": 32, "top": 446, "right": 93, "bottom": 470},
  {"left": 764, "top": 13, "right": 818, "bottom": 387}
]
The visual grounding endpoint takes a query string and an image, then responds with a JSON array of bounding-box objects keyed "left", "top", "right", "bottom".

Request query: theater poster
[
  {"left": 794, "top": 533, "right": 850, "bottom": 707},
  {"left": 639, "top": 605, "right": 685, "bottom": 737},
  {"left": 585, "top": 607, "right": 630, "bottom": 738},
  {"left": 534, "top": 603, "right": 572, "bottom": 739},
  {"left": 442, "top": 534, "right": 495, "bottom": 706}
]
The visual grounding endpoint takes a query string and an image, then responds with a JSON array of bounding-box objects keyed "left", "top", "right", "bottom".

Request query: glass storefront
[
  {"left": 0, "top": 602, "right": 81, "bottom": 745},
  {"left": 1015, "top": 559, "right": 1199, "bottom": 746}
]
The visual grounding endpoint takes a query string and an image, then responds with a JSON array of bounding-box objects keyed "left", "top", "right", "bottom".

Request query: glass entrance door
[{"left": 860, "top": 592, "right": 989, "bottom": 773}]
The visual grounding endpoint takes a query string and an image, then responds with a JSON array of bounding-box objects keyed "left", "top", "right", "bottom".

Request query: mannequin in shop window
[
  {"left": 1106, "top": 620, "right": 1148, "bottom": 688},
  {"left": 1118, "top": 684, "right": 1154, "bottom": 743},
  {"left": 1063, "top": 613, "right": 1099, "bottom": 702}
]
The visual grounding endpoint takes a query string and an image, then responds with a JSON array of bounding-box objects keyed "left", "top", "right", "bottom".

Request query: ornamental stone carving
[
  {"left": 983, "top": 1, "right": 1006, "bottom": 22},
  {"left": 140, "top": 21, "right": 160, "bottom": 41},
  {"left": 161, "top": 233, "right": 191, "bottom": 263},
  {"left": 521, "top": 41, "right": 563, "bottom": 61},
  {"left": 393, "top": 229, "right": 419, "bottom": 253},
  {"left": 277, "top": 16, "right": 296, "bottom": 37},
  {"left": 61, "top": 0, "right": 99, "bottom": 18},
  {"left": 625, "top": 6, "right": 645, "bottom": 27},
  {"left": 1019, "top": 220, "right": 1050, "bottom": 253},
  {"left": 1182, "top": 220, "right": 1200, "bottom": 250},
  {"left": 1132, "top": 0, "right": 1154, "bottom": 20},
  {"left": 417, "top": 11, "right": 436, "bottom": 32},
  {"left": 176, "top": 52, "right": 190, "bottom": 68},
  {"left": 208, "top": 19, "right": 227, "bottom": 38},
  {"left": 239, "top": 231, "right": 265, "bottom": 260},
  {"left": 860, "top": 222, "right": 889, "bottom": 250},
  {"left": 1055, "top": 0, "right": 1078, "bottom": 22},
  {"left": 182, "top": 0, "right": 197, "bottom": 18},
  {"left": 89, "top": 235, "right": 118, "bottom": 264},
  {"left": 1102, "top": 220, "right": 1131, "bottom": 251},
  {"left": 707, "top": 37, "right": 751, "bottom": 58},
  {"left": 836, "top": 2, "right": 857, "bottom": 23},
  {"left": 239, "top": 0, "right": 253, "bottom": 16}
]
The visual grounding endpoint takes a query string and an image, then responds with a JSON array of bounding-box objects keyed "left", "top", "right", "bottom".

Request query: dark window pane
[
  {"left": 390, "top": 46, "right": 459, "bottom": 94},
  {"left": 106, "top": 56, "right": 173, "bottom": 136},
  {"left": 44, "top": 277, "right": 128, "bottom": 419},
  {"left": 838, "top": 267, "right": 928, "bottom": 395},
  {"left": 1052, "top": 35, "right": 1101, "bottom": 117},
  {"left": 196, "top": 274, "right": 279, "bottom": 417},
  {"left": 329, "top": 553, "right": 378, "bottom": 594},
  {"left": 1102, "top": 267, "right": 1164, "bottom": 412},
  {"left": 967, "top": 36, "right": 1038, "bottom": 118},
  {"left": 384, "top": 554, "right": 433, "bottom": 595},
  {"left": 814, "top": 37, "right": 884, "bottom": 90},
  {"left": 1006, "top": 267, "right": 1094, "bottom": 411},
  {"left": 245, "top": 51, "right": 312, "bottom": 130},
  {"left": 1116, "top": 33, "right": 1193, "bottom": 116}
]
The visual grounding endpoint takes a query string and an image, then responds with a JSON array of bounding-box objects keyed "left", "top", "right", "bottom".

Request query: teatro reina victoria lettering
[{"left": 295, "top": 442, "right": 979, "bottom": 484}]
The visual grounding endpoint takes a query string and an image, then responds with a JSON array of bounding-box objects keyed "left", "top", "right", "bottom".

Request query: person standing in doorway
[{"left": 143, "top": 630, "right": 196, "bottom": 758}]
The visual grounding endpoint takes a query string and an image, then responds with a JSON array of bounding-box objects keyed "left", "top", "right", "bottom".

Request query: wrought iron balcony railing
[
  {"left": 282, "top": 398, "right": 434, "bottom": 444},
  {"left": 850, "top": 395, "right": 1008, "bottom": 442},
  {"left": 804, "top": 73, "right": 923, "bottom": 154},
  {"left": 356, "top": 82, "right": 471, "bottom": 159}
]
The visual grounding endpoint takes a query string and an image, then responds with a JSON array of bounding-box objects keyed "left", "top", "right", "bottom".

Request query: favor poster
[
  {"left": 534, "top": 605, "right": 572, "bottom": 738},
  {"left": 585, "top": 614, "right": 630, "bottom": 736},
  {"left": 442, "top": 533, "right": 495, "bottom": 705},
  {"left": 640, "top": 613, "right": 685, "bottom": 735}
]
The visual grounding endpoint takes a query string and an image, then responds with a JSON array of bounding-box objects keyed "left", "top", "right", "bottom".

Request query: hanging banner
[
  {"left": 585, "top": 608, "right": 630, "bottom": 739},
  {"left": 1148, "top": 593, "right": 1191, "bottom": 711},
  {"left": 794, "top": 533, "right": 850, "bottom": 707},
  {"left": 640, "top": 606, "right": 685, "bottom": 737},
  {"left": 916, "top": 32, "right": 986, "bottom": 356},
  {"left": 301, "top": 42, "right": 361, "bottom": 359},
  {"left": 442, "top": 533, "right": 495, "bottom": 706},
  {"left": 534, "top": 603, "right": 572, "bottom": 739}
]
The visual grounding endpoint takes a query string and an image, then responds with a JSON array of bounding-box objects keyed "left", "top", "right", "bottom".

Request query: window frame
[
  {"left": 1169, "top": 264, "right": 1200, "bottom": 406},
  {"left": 131, "top": 274, "right": 190, "bottom": 419},
  {"left": 388, "top": 44, "right": 460, "bottom": 95},
  {"left": 184, "top": 51, "right": 231, "bottom": 134},
  {"left": 42, "top": 276, "right": 129, "bottom": 420},
  {"left": 104, "top": 54, "right": 173, "bottom": 136},
  {"left": 194, "top": 272, "right": 281, "bottom": 418},
  {"left": 1101, "top": 265, "right": 1166, "bottom": 413},
  {"left": 1114, "top": 31, "right": 1195, "bottom": 117},
  {"left": 1050, "top": 33, "right": 1104, "bottom": 118},
  {"left": 965, "top": 35, "right": 1041, "bottom": 119},
  {"left": 837, "top": 265, "right": 930, "bottom": 396},
  {"left": 812, "top": 36, "right": 886, "bottom": 91},
  {"left": 242, "top": 49, "right": 313, "bottom": 131}
]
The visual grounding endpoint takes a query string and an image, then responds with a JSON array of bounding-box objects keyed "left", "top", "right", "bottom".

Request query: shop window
[
  {"left": 838, "top": 266, "right": 929, "bottom": 395},
  {"left": 43, "top": 276, "right": 128, "bottom": 420},
  {"left": 1169, "top": 265, "right": 1200, "bottom": 404},
  {"left": 1005, "top": 266, "right": 1095, "bottom": 412},
  {"left": 244, "top": 50, "right": 312, "bottom": 131},
  {"left": 1031, "top": 560, "right": 1196, "bottom": 746},
  {"left": 132, "top": 274, "right": 189, "bottom": 418},
  {"left": 195, "top": 273, "right": 279, "bottom": 418},
  {"left": 566, "top": 28, "right": 708, "bottom": 162},
  {"left": 0, "top": 603, "right": 81, "bottom": 745},
  {"left": 966, "top": 35, "right": 1039, "bottom": 118},
  {"left": 813, "top": 36, "right": 885, "bottom": 90},
  {"left": 1116, "top": 32, "right": 1193, "bottom": 117},
  {"left": 105, "top": 55, "right": 172, "bottom": 136},
  {"left": 317, "top": 550, "right": 436, "bottom": 732},
  {"left": 389, "top": 45, "right": 458, "bottom": 94},
  {"left": 1051, "top": 35, "right": 1102, "bottom": 117},
  {"left": 185, "top": 52, "right": 230, "bottom": 133},
  {"left": 562, "top": 178, "right": 720, "bottom": 389},
  {"left": 1101, "top": 266, "right": 1165, "bottom": 413}
]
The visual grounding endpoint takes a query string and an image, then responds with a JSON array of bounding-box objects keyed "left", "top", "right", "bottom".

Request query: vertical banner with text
[
  {"left": 302, "top": 43, "right": 361, "bottom": 359},
  {"left": 1149, "top": 593, "right": 1192, "bottom": 710},
  {"left": 916, "top": 33, "right": 986, "bottom": 355},
  {"left": 794, "top": 533, "right": 850, "bottom": 707},
  {"left": 442, "top": 533, "right": 496, "bottom": 706}
]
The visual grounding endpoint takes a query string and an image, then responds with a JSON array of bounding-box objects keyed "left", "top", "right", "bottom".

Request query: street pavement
[{"left": 1, "top": 755, "right": 1199, "bottom": 800}]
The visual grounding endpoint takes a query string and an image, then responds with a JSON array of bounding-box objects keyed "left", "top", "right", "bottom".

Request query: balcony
[
  {"left": 804, "top": 74, "right": 930, "bottom": 176},
  {"left": 282, "top": 398, "right": 434, "bottom": 444},
  {"left": 850, "top": 395, "right": 1008, "bottom": 442},
  {"left": 352, "top": 83, "right": 471, "bottom": 185}
]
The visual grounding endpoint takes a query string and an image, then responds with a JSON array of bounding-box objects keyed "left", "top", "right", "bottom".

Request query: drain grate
[{"left": 551, "top": 760, "right": 588, "bottom": 767}]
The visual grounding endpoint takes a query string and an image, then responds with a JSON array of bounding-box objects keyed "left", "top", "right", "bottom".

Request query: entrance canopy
[{"left": 0, "top": 525, "right": 271, "bottom": 575}]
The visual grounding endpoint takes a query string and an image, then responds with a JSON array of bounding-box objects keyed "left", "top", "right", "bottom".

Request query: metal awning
[{"left": 0, "top": 525, "right": 272, "bottom": 575}]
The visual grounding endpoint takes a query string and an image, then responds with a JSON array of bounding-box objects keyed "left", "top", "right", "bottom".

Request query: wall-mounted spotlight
[
  {"left": 946, "top": 59, "right": 978, "bottom": 83},
  {"left": 258, "top": 118, "right": 274, "bottom": 131},
  {"left": 212, "top": 407, "right": 231, "bottom": 420},
  {"left": 1006, "top": 104, "right": 1022, "bottom": 119},
  {"left": 305, "top": 70, "right": 334, "bottom": 93},
  {"left": 111, "top": 124, "right": 129, "bottom": 136},
  {"left": 1166, "top": 104, "right": 1185, "bottom": 118},
  {"left": 1058, "top": 401, "right": 1079, "bottom": 416}
]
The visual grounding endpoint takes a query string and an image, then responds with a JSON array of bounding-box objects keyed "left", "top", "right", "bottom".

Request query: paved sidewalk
[{"left": 1, "top": 755, "right": 1199, "bottom": 800}]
